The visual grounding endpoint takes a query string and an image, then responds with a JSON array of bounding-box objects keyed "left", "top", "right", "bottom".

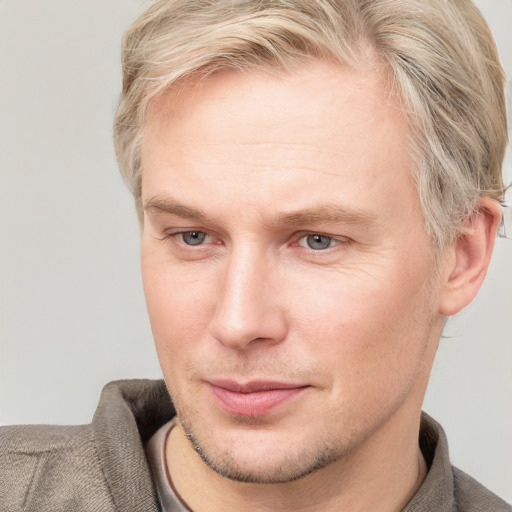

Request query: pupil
[{"left": 307, "top": 234, "right": 331, "bottom": 250}]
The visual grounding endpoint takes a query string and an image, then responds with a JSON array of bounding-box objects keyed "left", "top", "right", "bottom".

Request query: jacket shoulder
[
  {"left": 1, "top": 423, "right": 91, "bottom": 452},
  {"left": 453, "top": 466, "right": 512, "bottom": 511},
  {"left": 0, "top": 424, "right": 115, "bottom": 512}
]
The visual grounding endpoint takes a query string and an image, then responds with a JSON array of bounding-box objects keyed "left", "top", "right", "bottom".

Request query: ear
[{"left": 439, "top": 197, "right": 502, "bottom": 317}]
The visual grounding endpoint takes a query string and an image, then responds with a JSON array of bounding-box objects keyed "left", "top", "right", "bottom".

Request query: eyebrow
[
  {"left": 273, "top": 205, "right": 377, "bottom": 228},
  {"left": 144, "top": 197, "right": 207, "bottom": 221},
  {"left": 144, "top": 196, "right": 376, "bottom": 228}
]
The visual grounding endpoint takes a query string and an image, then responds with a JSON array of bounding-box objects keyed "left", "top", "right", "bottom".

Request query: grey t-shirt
[{"left": 146, "top": 420, "right": 191, "bottom": 512}]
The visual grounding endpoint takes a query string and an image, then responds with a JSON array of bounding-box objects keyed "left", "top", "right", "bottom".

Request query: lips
[{"left": 208, "top": 379, "right": 309, "bottom": 417}]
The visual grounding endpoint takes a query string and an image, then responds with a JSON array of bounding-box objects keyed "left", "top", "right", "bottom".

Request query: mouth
[{"left": 207, "top": 379, "right": 310, "bottom": 417}]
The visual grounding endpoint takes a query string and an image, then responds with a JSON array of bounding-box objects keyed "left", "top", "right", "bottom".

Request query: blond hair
[{"left": 113, "top": 0, "right": 507, "bottom": 248}]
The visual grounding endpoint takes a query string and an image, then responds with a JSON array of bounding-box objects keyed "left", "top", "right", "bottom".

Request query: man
[{"left": 1, "top": 0, "right": 510, "bottom": 510}]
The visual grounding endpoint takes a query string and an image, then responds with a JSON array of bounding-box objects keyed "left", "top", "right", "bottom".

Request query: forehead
[
  {"left": 145, "top": 58, "right": 402, "bottom": 143},
  {"left": 141, "top": 60, "right": 418, "bottom": 229}
]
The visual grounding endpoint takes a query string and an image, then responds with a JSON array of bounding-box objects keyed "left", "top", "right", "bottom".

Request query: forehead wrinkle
[
  {"left": 170, "top": 139, "right": 345, "bottom": 158},
  {"left": 166, "top": 142, "right": 349, "bottom": 179}
]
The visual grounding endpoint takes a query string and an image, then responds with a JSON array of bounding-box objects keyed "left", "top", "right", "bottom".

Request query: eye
[
  {"left": 298, "top": 234, "right": 337, "bottom": 250},
  {"left": 180, "top": 231, "right": 209, "bottom": 246}
]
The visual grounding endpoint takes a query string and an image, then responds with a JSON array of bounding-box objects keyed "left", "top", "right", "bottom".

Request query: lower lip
[{"left": 209, "top": 385, "right": 308, "bottom": 417}]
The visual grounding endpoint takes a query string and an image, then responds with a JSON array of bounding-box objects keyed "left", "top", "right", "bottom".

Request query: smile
[{"left": 208, "top": 380, "right": 310, "bottom": 417}]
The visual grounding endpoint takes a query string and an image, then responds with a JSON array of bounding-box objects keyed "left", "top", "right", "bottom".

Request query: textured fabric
[
  {"left": 0, "top": 379, "right": 174, "bottom": 512},
  {"left": 0, "top": 379, "right": 510, "bottom": 511},
  {"left": 404, "top": 415, "right": 511, "bottom": 511}
]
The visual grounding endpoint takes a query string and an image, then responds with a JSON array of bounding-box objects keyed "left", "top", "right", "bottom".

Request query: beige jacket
[{"left": 1, "top": 379, "right": 510, "bottom": 511}]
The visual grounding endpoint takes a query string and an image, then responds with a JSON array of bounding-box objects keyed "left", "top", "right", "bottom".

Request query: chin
[{"left": 181, "top": 419, "right": 343, "bottom": 484}]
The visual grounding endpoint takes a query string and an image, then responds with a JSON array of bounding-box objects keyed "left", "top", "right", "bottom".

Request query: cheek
[
  {"left": 141, "top": 251, "right": 216, "bottom": 363},
  {"left": 289, "top": 277, "right": 434, "bottom": 435},
  {"left": 286, "top": 263, "right": 436, "bottom": 390}
]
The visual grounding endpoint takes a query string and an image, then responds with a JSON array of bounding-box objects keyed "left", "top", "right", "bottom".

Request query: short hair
[{"left": 113, "top": 0, "right": 508, "bottom": 249}]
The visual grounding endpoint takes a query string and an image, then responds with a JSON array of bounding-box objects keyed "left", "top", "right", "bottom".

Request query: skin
[{"left": 140, "top": 60, "right": 501, "bottom": 511}]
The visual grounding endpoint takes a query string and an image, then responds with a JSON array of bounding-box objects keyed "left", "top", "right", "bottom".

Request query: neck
[{"left": 165, "top": 407, "right": 428, "bottom": 512}]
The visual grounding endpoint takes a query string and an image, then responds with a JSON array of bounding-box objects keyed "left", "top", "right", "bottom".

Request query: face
[{"left": 141, "top": 60, "right": 444, "bottom": 484}]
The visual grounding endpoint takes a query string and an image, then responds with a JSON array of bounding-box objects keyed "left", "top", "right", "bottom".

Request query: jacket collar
[
  {"left": 92, "top": 379, "right": 174, "bottom": 512},
  {"left": 91, "top": 379, "right": 455, "bottom": 512}
]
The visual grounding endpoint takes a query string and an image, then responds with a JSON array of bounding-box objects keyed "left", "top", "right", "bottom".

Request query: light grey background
[{"left": 1, "top": 0, "right": 511, "bottom": 503}]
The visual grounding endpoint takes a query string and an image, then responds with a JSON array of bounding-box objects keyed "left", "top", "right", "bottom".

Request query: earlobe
[{"left": 438, "top": 197, "right": 502, "bottom": 317}]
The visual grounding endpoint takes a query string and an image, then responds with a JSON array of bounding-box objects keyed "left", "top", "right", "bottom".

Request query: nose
[{"left": 208, "top": 248, "right": 288, "bottom": 350}]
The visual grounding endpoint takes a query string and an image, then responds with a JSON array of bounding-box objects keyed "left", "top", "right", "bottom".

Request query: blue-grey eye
[
  {"left": 304, "top": 234, "right": 333, "bottom": 250},
  {"left": 181, "top": 231, "right": 207, "bottom": 245}
]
